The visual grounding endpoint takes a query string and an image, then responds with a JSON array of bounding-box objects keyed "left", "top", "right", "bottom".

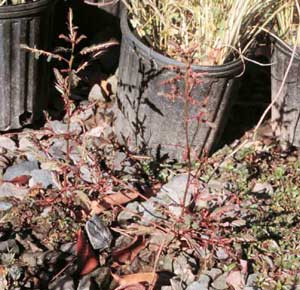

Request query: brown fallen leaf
[
  {"left": 9, "top": 175, "right": 31, "bottom": 186},
  {"left": 103, "top": 191, "right": 139, "bottom": 206},
  {"left": 111, "top": 272, "right": 157, "bottom": 290},
  {"left": 90, "top": 200, "right": 107, "bottom": 215},
  {"left": 121, "top": 283, "right": 146, "bottom": 290},
  {"left": 76, "top": 229, "right": 99, "bottom": 276},
  {"left": 112, "top": 236, "right": 147, "bottom": 264}
]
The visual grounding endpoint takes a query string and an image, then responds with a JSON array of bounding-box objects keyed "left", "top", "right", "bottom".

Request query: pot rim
[
  {"left": 0, "top": 0, "right": 55, "bottom": 18},
  {"left": 120, "top": 7, "right": 243, "bottom": 76},
  {"left": 273, "top": 38, "right": 300, "bottom": 61}
]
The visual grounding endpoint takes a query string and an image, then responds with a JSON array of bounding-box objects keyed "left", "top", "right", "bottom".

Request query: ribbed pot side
[
  {"left": 115, "top": 9, "right": 243, "bottom": 161},
  {"left": 0, "top": 0, "right": 55, "bottom": 131},
  {"left": 271, "top": 41, "right": 300, "bottom": 147}
]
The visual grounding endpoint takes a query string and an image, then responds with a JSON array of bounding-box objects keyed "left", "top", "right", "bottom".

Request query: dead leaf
[
  {"left": 90, "top": 200, "right": 107, "bottom": 215},
  {"left": 226, "top": 271, "right": 245, "bottom": 290},
  {"left": 9, "top": 175, "right": 31, "bottom": 186},
  {"left": 120, "top": 283, "right": 146, "bottom": 290},
  {"left": 76, "top": 229, "right": 99, "bottom": 275},
  {"left": 112, "top": 236, "right": 147, "bottom": 264},
  {"left": 111, "top": 272, "right": 157, "bottom": 290},
  {"left": 103, "top": 191, "right": 139, "bottom": 206}
]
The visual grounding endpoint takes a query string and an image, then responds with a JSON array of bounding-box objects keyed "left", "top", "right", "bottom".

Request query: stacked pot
[{"left": 0, "top": 0, "right": 56, "bottom": 130}]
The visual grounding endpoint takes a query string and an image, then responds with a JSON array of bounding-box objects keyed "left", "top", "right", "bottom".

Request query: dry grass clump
[
  {"left": 122, "top": 0, "right": 281, "bottom": 65},
  {"left": 275, "top": 0, "right": 300, "bottom": 46}
]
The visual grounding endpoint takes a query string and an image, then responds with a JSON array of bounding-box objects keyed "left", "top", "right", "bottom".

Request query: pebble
[
  {"left": 205, "top": 268, "right": 222, "bottom": 280},
  {"left": 3, "top": 160, "right": 39, "bottom": 181},
  {"left": 211, "top": 273, "right": 228, "bottom": 290},
  {"left": 117, "top": 201, "right": 140, "bottom": 223},
  {"left": 0, "top": 201, "right": 13, "bottom": 211},
  {"left": 157, "top": 174, "right": 196, "bottom": 217},
  {"left": 0, "top": 239, "right": 20, "bottom": 254},
  {"left": 0, "top": 183, "right": 28, "bottom": 199},
  {"left": 170, "top": 277, "right": 184, "bottom": 290},
  {"left": 48, "top": 120, "right": 82, "bottom": 135},
  {"left": 246, "top": 274, "right": 258, "bottom": 287},
  {"left": 0, "top": 137, "right": 16, "bottom": 151},
  {"left": 20, "top": 251, "right": 46, "bottom": 267},
  {"left": 85, "top": 215, "right": 113, "bottom": 251},
  {"left": 139, "top": 197, "right": 166, "bottom": 225},
  {"left": 29, "top": 169, "right": 55, "bottom": 188},
  {"left": 88, "top": 83, "right": 106, "bottom": 102},
  {"left": 251, "top": 182, "right": 274, "bottom": 195},
  {"left": 186, "top": 274, "right": 211, "bottom": 290},
  {"left": 48, "top": 274, "right": 75, "bottom": 290},
  {"left": 216, "top": 247, "right": 229, "bottom": 260},
  {"left": 173, "top": 253, "right": 196, "bottom": 284},
  {"left": 60, "top": 242, "right": 76, "bottom": 255},
  {"left": 77, "top": 267, "right": 110, "bottom": 290}
]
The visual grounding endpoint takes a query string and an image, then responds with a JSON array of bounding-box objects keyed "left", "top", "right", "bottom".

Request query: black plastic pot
[
  {"left": 84, "top": 0, "right": 120, "bottom": 17},
  {"left": 271, "top": 40, "right": 300, "bottom": 147},
  {"left": 0, "top": 0, "right": 55, "bottom": 131},
  {"left": 115, "top": 9, "right": 243, "bottom": 160}
]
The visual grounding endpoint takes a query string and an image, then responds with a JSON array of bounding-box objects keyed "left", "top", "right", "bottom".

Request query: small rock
[
  {"left": 20, "top": 252, "right": 45, "bottom": 267},
  {"left": 187, "top": 274, "right": 211, "bottom": 290},
  {"left": 157, "top": 174, "right": 197, "bottom": 217},
  {"left": 0, "top": 137, "right": 16, "bottom": 151},
  {"left": 3, "top": 160, "right": 39, "bottom": 181},
  {"left": 47, "top": 120, "right": 82, "bottom": 135},
  {"left": 60, "top": 242, "right": 76, "bottom": 255},
  {"left": 85, "top": 215, "right": 112, "bottom": 251},
  {"left": 29, "top": 169, "right": 55, "bottom": 188},
  {"left": 40, "top": 206, "right": 52, "bottom": 218},
  {"left": 80, "top": 165, "right": 94, "bottom": 183},
  {"left": 211, "top": 273, "right": 228, "bottom": 290},
  {"left": 117, "top": 201, "right": 140, "bottom": 223},
  {"left": 0, "top": 201, "right": 13, "bottom": 211},
  {"left": 216, "top": 247, "right": 229, "bottom": 260},
  {"left": 0, "top": 239, "right": 19, "bottom": 254},
  {"left": 251, "top": 182, "right": 273, "bottom": 195},
  {"left": 88, "top": 84, "right": 106, "bottom": 102},
  {"left": 246, "top": 274, "right": 258, "bottom": 287},
  {"left": 71, "top": 107, "right": 94, "bottom": 123},
  {"left": 170, "top": 277, "right": 184, "bottom": 290},
  {"left": 18, "top": 136, "right": 35, "bottom": 151},
  {"left": 0, "top": 183, "right": 28, "bottom": 199},
  {"left": 173, "top": 253, "right": 196, "bottom": 284},
  {"left": 48, "top": 138, "right": 67, "bottom": 159},
  {"left": 49, "top": 274, "right": 75, "bottom": 290},
  {"left": 205, "top": 268, "right": 222, "bottom": 280},
  {"left": 77, "top": 267, "right": 110, "bottom": 290},
  {"left": 113, "top": 151, "right": 127, "bottom": 171},
  {"left": 139, "top": 197, "right": 166, "bottom": 225}
]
